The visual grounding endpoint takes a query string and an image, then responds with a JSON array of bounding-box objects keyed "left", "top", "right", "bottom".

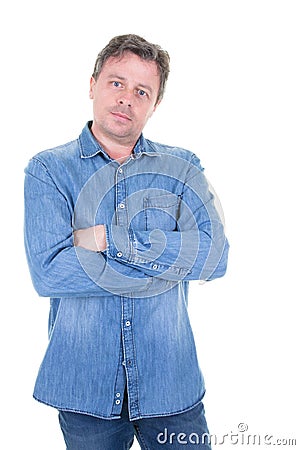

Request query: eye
[
  {"left": 138, "top": 89, "right": 147, "bottom": 97},
  {"left": 113, "top": 81, "right": 121, "bottom": 87}
]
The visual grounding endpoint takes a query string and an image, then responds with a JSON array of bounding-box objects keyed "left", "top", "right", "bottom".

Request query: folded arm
[
  {"left": 75, "top": 154, "right": 229, "bottom": 282},
  {"left": 24, "top": 158, "right": 175, "bottom": 298}
]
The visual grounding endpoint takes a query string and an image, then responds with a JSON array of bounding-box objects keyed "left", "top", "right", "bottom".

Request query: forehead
[{"left": 100, "top": 52, "right": 160, "bottom": 86}]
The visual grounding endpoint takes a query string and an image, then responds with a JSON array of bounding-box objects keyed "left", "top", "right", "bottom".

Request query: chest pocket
[{"left": 144, "top": 193, "right": 181, "bottom": 231}]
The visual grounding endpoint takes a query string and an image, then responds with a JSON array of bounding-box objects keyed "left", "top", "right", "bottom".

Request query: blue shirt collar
[{"left": 79, "top": 121, "right": 152, "bottom": 159}]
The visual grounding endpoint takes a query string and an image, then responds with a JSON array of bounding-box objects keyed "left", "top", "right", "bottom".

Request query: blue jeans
[{"left": 58, "top": 395, "right": 212, "bottom": 449}]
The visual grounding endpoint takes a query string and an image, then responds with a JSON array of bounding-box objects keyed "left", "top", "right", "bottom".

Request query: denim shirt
[{"left": 24, "top": 122, "right": 229, "bottom": 420}]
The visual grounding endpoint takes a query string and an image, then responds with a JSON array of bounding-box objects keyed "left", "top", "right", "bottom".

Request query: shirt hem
[
  {"left": 128, "top": 395, "right": 205, "bottom": 421},
  {"left": 33, "top": 393, "right": 205, "bottom": 421},
  {"left": 33, "top": 395, "right": 122, "bottom": 420}
]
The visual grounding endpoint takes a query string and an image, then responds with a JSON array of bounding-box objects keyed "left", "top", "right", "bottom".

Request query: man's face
[{"left": 90, "top": 52, "right": 161, "bottom": 147}]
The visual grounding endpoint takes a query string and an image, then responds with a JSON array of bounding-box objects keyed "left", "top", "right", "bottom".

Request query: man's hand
[{"left": 73, "top": 225, "right": 107, "bottom": 252}]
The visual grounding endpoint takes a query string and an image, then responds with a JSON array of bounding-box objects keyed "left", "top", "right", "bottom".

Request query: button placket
[
  {"left": 115, "top": 166, "right": 127, "bottom": 227},
  {"left": 121, "top": 297, "right": 140, "bottom": 419},
  {"left": 115, "top": 161, "right": 141, "bottom": 419},
  {"left": 111, "top": 343, "right": 126, "bottom": 416}
]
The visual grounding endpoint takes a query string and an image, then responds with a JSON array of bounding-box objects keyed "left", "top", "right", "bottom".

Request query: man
[{"left": 24, "top": 34, "right": 229, "bottom": 449}]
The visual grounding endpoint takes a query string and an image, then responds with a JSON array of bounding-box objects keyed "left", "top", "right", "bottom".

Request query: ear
[{"left": 89, "top": 77, "right": 96, "bottom": 99}]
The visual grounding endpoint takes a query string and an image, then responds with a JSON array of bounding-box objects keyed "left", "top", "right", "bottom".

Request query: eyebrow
[{"left": 107, "top": 74, "right": 153, "bottom": 94}]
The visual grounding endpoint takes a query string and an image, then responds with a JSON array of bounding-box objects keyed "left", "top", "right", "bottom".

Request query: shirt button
[
  {"left": 152, "top": 264, "right": 158, "bottom": 270},
  {"left": 125, "top": 321, "right": 131, "bottom": 327},
  {"left": 118, "top": 167, "right": 123, "bottom": 173},
  {"left": 116, "top": 392, "right": 121, "bottom": 398},
  {"left": 119, "top": 203, "right": 125, "bottom": 209},
  {"left": 115, "top": 399, "right": 121, "bottom": 405},
  {"left": 117, "top": 252, "right": 123, "bottom": 257}
]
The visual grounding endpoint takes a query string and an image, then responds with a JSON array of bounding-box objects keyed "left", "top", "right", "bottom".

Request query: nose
[
  {"left": 118, "top": 98, "right": 132, "bottom": 108},
  {"left": 117, "top": 90, "right": 133, "bottom": 108}
]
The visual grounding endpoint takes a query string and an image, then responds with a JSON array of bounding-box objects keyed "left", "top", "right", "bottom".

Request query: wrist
[{"left": 95, "top": 224, "right": 107, "bottom": 252}]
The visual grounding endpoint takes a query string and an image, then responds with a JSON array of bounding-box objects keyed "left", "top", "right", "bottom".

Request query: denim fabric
[
  {"left": 24, "top": 122, "right": 229, "bottom": 420},
  {"left": 58, "top": 394, "right": 212, "bottom": 449}
]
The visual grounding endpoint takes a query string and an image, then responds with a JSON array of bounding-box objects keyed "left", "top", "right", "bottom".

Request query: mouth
[{"left": 111, "top": 111, "right": 132, "bottom": 122}]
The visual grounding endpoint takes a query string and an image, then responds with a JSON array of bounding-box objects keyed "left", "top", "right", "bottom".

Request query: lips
[{"left": 111, "top": 111, "right": 132, "bottom": 121}]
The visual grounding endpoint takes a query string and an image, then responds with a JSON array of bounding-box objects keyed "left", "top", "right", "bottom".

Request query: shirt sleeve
[
  {"left": 24, "top": 158, "right": 176, "bottom": 298},
  {"left": 105, "top": 154, "right": 229, "bottom": 282}
]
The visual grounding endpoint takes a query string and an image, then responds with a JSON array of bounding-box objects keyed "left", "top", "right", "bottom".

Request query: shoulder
[
  {"left": 144, "top": 138, "right": 204, "bottom": 170},
  {"left": 30, "top": 138, "right": 79, "bottom": 167},
  {"left": 25, "top": 137, "right": 81, "bottom": 181}
]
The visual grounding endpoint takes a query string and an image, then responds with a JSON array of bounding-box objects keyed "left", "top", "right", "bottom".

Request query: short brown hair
[{"left": 92, "top": 34, "right": 170, "bottom": 104}]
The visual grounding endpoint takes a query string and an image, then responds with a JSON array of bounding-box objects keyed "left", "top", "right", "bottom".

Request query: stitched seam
[{"left": 134, "top": 424, "right": 150, "bottom": 450}]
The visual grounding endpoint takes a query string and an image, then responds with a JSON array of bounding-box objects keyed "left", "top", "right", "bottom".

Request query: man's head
[
  {"left": 92, "top": 34, "right": 170, "bottom": 105},
  {"left": 89, "top": 35, "right": 170, "bottom": 150}
]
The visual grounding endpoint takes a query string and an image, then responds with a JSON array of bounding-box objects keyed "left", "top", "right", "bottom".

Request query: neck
[{"left": 91, "top": 124, "right": 138, "bottom": 163}]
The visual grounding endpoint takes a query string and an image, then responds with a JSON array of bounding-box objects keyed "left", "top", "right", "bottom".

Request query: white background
[{"left": 1, "top": 0, "right": 299, "bottom": 448}]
